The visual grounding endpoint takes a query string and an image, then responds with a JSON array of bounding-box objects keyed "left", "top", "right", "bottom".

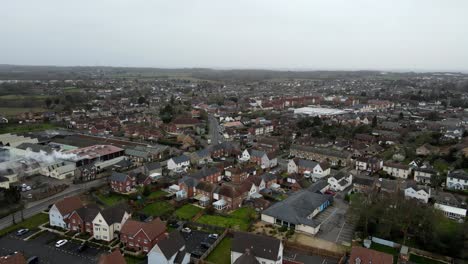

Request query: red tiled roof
[
  {"left": 121, "top": 218, "right": 167, "bottom": 240},
  {"left": 98, "top": 249, "right": 126, "bottom": 264},
  {"left": 54, "top": 196, "right": 83, "bottom": 216},
  {"left": 349, "top": 246, "right": 393, "bottom": 264},
  {"left": 0, "top": 253, "right": 27, "bottom": 264}
]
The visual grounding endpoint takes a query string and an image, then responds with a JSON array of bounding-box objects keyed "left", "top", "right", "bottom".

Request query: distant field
[
  {"left": 0, "top": 107, "right": 46, "bottom": 117},
  {"left": 0, "top": 123, "right": 58, "bottom": 134},
  {"left": 0, "top": 95, "right": 49, "bottom": 100}
]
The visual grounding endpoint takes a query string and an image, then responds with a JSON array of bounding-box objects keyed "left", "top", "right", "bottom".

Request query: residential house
[
  {"left": 241, "top": 149, "right": 278, "bottom": 169},
  {"left": 287, "top": 158, "right": 330, "bottom": 181},
  {"left": 109, "top": 172, "right": 136, "bottom": 193},
  {"left": 231, "top": 232, "right": 283, "bottom": 264},
  {"left": 187, "top": 166, "right": 222, "bottom": 184},
  {"left": 290, "top": 145, "right": 352, "bottom": 166},
  {"left": 414, "top": 167, "right": 436, "bottom": 184},
  {"left": 261, "top": 189, "right": 333, "bottom": 235},
  {"left": 210, "top": 142, "right": 240, "bottom": 158},
  {"left": 446, "top": 170, "right": 468, "bottom": 190},
  {"left": 120, "top": 218, "right": 167, "bottom": 253},
  {"left": 328, "top": 172, "right": 353, "bottom": 192},
  {"left": 352, "top": 176, "right": 375, "bottom": 193},
  {"left": 213, "top": 184, "right": 247, "bottom": 211},
  {"left": 167, "top": 155, "right": 190, "bottom": 172},
  {"left": 190, "top": 148, "right": 212, "bottom": 165},
  {"left": 355, "top": 157, "right": 383, "bottom": 173},
  {"left": 68, "top": 204, "right": 100, "bottom": 234},
  {"left": 92, "top": 205, "right": 132, "bottom": 241},
  {"left": 225, "top": 165, "right": 257, "bottom": 184},
  {"left": 382, "top": 162, "right": 412, "bottom": 179},
  {"left": 194, "top": 181, "right": 216, "bottom": 207},
  {"left": 404, "top": 184, "right": 431, "bottom": 203},
  {"left": 49, "top": 196, "right": 84, "bottom": 229},
  {"left": 349, "top": 246, "right": 393, "bottom": 264},
  {"left": 148, "top": 231, "right": 190, "bottom": 264}
]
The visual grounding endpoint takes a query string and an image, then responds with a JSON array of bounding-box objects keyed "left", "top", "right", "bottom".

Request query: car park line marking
[{"left": 335, "top": 220, "right": 346, "bottom": 243}]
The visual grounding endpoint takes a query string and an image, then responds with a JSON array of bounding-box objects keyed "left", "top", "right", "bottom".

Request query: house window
[{"left": 144, "top": 239, "right": 148, "bottom": 244}]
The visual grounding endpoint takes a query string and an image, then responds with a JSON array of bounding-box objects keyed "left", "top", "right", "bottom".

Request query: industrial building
[{"left": 293, "top": 106, "right": 347, "bottom": 117}]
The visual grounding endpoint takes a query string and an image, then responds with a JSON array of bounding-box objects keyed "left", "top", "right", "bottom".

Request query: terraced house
[
  {"left": 120, "top": 218, "right": 167, "bottom": 253},
  {"left": 290, "top": 144, "right": 352, "bottom": 166}
]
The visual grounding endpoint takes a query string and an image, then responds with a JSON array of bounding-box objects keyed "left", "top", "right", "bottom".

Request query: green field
[
  {"left": 196, "top": 215, "right": 249, "bottom": 231},
  {"left": 0, "top": 213, "right": 49, "bottom": 237},
  {"left": 409, "top": 254, "right": 446, "bottom": 264},
  {"left": 97, "top": 193, "right": 126, "bottom": 206},
  {"left": 147, "top": 190, "right": 168, "bottom": 200},
  {"left": 205, "top": 237, "right": 231, "bottom": 264},
  {"left": 174, "top": 204, "right": 203, "bottom": 220},
  {"left": 142, "top": 201, "right": 174, "bottom": 217},
  {"left": 0, "top": 95, "right": 49, "bottom": 100}
]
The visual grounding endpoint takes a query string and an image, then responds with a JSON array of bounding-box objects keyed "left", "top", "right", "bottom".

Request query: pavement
[
  {"left": 0, "top": 178, "right": 106, "bottom": 230},
  {"left": 208, "top": 115, "right": 224, "bottom": 145},
  {"left": 0, "top": 231, "right": 105, "bottom": 264},
  {"left": 315, "top": 193, "right": 355, "bottom": 246}
]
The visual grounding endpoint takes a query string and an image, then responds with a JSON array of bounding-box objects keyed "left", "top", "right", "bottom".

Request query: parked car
[
  {"left": 181, "top": 227, "right": 191, "bottom": 233},
  {"left": 55, "top": 239, "right": 68, "bottom": 248},
  {"left": 27, "top": 256, "right": 39, "bottom": 264},
  {"left": 16, "top": 229, "right": 29, "bottom": 236},
  {"left": 76, "top": 243, "right": 88, "bottom": 253},
  {"left": 208, "top": 233, "right": 218, "bottom": 239},
  {"left": 201, "top": 242, "right": 211, "bottom": 248}
]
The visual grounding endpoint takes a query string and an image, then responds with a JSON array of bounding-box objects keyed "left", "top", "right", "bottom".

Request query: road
[
  {"left": 0, "top": 179, "right": 106, "bottom": 230},
  {"left": 208, "top": 115, "right": 224, "bottom": 145}
]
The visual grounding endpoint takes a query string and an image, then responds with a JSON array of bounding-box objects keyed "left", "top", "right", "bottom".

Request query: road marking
[
  {"left": 335, "top": 220, "right": 347, "bottom": 243},
  {"left": 319, "top": 208, "right": 338, "bottom": 225}
]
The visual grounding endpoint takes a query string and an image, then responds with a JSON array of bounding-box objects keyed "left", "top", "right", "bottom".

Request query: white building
[
  {"left": 40, "top": 161, "right": 76, "bottom": 180},
  {"left": 328, "top": 172, "right": 353, "bottom": 192},
  {"left": 293, "top": 107, "right": 346, "bottom": 117},
  {"left": 49, "top": 196, "right": 83, "bottom": 229},
  {"left": 167, "top": 155, "right": 190, "bottom": 172},
  {"left": 434, "top": 192, "right": 467, "bottom": 221},
  {"left": 404, "top": 185, "right": 431, "bottom": 203},
  {"left": 382, "top": 163, "right": 412, "bottom": 179},
  {"left": 148, "top": 231, "right": 190, "bottom": 264},
  {"left": 446, "top": 170, "right": 468, "bottom": 190},
  {"left": 92, "top": 207, "right": 131, "bottom": 241}
]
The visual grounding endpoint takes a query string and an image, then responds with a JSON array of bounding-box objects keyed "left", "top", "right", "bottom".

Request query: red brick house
[
  {"left": 68, "top": 204, "right": 100, "bottom": 234},
  {"left": 120, "top": 218, "right": 167, "bottom": 253},
  {"left": 188, "top": 166, "right": 222, "bottom": 184},
  {"left": 195, "top": 181, "right": 216, "bottom": 207},
  {"left": 225, "top": 165, "right": 257, "bottom": 184},
  {"left": 213, "top": 184, "right": 248, "bottom": 211},
  {"left": 109, "top": 172, "right": 136, "bottom": 193}
]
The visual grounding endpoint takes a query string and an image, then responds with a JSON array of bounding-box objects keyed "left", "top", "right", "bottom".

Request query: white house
[
  {"left": 328, "top": 172, "right": 353, "bottom": 192},
  {"left": 241, "top": 149, "right": 277, "bottom": 169},
  {"left": 49, "top": 196, "right": 83, "bottom": 229},
  {"left": 167, "top": 155, "right": 190, "bottom": 172},
  {"left": 92, "top": 206, "right": 131, "bottom": 241},
  {"left": 414, "top": 167, "right": 436, "bottom": 184},
  {"left": 231, "top": 232, "right": 283, "bottom": 264},
  {"left": 404, "top": 185, "right": 431, "bottom": 203},
  {"left": 148, "top": 231, "right": 190, "bottom": 264},
  {"left": 288, "top": 158, "right": 330, "bottom": 181},
  {"left": 446, "top": 170, "right": 468, "bottom": 190},
  {"left": 382, "top": 162, "right": 412, "bottom": 179}
]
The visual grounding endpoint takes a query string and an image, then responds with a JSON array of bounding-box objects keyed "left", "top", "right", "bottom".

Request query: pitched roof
[
  {"left": 188, "top": 167, "right": 220, "bottom": 180},
  {"left": 297, "top": 159, "right": 318, "bottom": 169},
  {"left": 109, "top": 172, "right": 131, "bottom": 182},
  {"left": 171, "top": 155, "right": 190, "bottom": 164},
  {"left": 121, "top": 218, "right": 167, "bottom": 240},
  {"left": 233, "top": 249, "right": 260, "bottom": 264},
  {"left": 448, "top": 170, "right": 468, "bottom": 181},
  {"left": 144, "top": 162, "right": 161, "bottom": 171},
  {"left": 54, "top": 196, "right": 83, "bottom": 216},
  {"left": 156, "top": 231, "right": 186, "bottom": 260},
  {"left": 349, "top": 246, "right": 393, "bottom": 264},
  {"left": 196, "top": 181, "right": 216, "bottom": 193},
  {"left": 100, "top": 204, "right": 130, "bottom": 225},
  {"left": 232, "top": 232, "right": 281, "bottom": 261},
  {"left": 75, "top": 204, "right": 100, "bottom": 223},
  {"left": 98, "top": 249, "right": 126, "bottom": 264},
  {"left": 262, "top": 189, "right": 333, "bottom": 227}
]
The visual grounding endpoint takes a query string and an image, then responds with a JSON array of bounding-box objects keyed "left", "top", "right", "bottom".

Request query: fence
[
  {"left": 197, "top": 229, "right": 230, "bottom": 263},
  {"left": 284, "top": 241, "right": 345, "bottom": 259}
]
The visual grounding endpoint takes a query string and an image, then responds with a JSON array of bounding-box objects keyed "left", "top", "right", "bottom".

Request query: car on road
[
  {"left": 16, "top": 229, "right": 29, "bottom": 236},
  {"left": 55, "top": 239, "right": 68, "bottom": 248},
  {"left": 181, "top": 227, "right": 191, "bottom": 233},
  {"left": 208, "top": 233, "right": 218, "bottom": 239}
]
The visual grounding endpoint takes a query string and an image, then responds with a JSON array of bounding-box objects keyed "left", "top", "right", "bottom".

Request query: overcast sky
[{"left": 1, "top": 0, "right": 468, "bottom": 72}]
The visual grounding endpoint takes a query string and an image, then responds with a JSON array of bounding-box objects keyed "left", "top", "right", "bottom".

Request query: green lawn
[
  {"left": 147, "top": 190, "right": 168, "bottom": 200},
  {"left": 409, "top": 254, "right": 446, "bottom": 264},
  {"left": 174, "top": 204, "right": 203, "bottom": 220},
  {"left": 97, "top": 193, "right": 126, "bottom": 206},
  {"left": 229, "top": 207, "right": 256, "bottom": 219},
  {"left": 205, "top": 237, "right": 231, "bottom": 264},
  {"left": 196, "top": 215, "right": 249, "bottom": 231},
  {"left": 0, "top": 123, "right": 58, "bottom": 134},
  {"left": 0, "top": 213, "right": 48, "bottom": 237},
  {"left": 142, "top": 201, "right": 174, "bottom": 217}
]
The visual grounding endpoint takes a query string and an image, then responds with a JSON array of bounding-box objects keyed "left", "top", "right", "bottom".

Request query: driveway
[{"left": 0, "top": 231, "right": 106, "bottom": 264}]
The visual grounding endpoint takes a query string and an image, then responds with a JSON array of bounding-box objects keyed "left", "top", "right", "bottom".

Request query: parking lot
[
  {"left": 315, "top": 193, "right": 355, "bottom": 245},
  {"left": 0, "top": 230, "right": 106, "bottom": 264}
]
